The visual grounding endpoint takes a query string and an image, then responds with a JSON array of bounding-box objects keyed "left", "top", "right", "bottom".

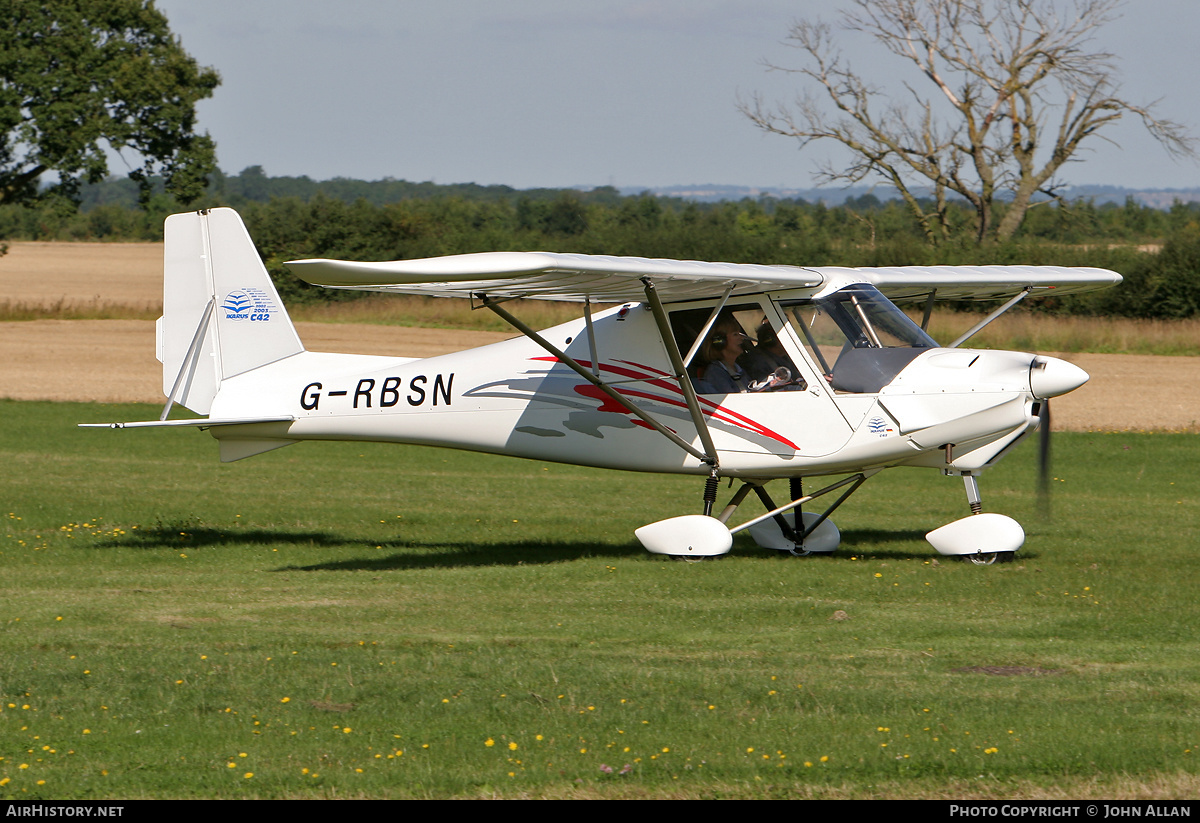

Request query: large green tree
[{"left": 0, "top": 0, "right": 219, "bottom": 208}]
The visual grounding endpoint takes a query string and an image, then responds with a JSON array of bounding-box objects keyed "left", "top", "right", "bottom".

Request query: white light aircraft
[{"left": 84, "top": 208, "right": 1121, "bottom": 563}]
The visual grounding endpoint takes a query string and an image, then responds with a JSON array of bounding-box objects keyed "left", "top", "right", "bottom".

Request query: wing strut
[
  {"left": 948, "top": 287, "right": 1031, "bottom": 348},
  {"left": 682, "top": 285, "right": 734, "bottom": 369},
  {"left": 639, "top": 277, "right": 720, "bottom": 471},
  {"left": 478, "top": 294, "right": 717, "bottom": 468},
  {"left": 583, "top": 298, "right": 599, "bottom": 377},
  {"left": 920, "top": 290, "right": 937, "bottom": 331}
]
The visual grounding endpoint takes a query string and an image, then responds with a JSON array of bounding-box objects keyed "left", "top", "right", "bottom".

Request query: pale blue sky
[{"left": 151, "top": 0, "right": 1200, "bottom": 191}]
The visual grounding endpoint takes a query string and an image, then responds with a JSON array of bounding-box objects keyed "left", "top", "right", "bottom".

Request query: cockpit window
[
  {"left": 669, "top": 304, "right": 805, "bottom": 395},
  {"left": 778, "top": 284, "right": 936, "bottom": 393}
]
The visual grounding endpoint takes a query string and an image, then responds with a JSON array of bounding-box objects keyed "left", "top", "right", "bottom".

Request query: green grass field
[{"left": 2, "top": 400, "right": 1198, "bottom": 799}]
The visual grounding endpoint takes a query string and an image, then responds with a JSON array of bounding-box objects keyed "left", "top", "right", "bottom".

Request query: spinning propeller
[
  {"left": 1037, "top": 398, "right": 1052, "bottom": 517},
  {"left": 1028, "top": 353, "right": 1086, "bottom": 519}
]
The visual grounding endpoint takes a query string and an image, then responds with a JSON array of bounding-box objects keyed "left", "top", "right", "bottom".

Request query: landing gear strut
[
  {"left": 725, "top": 474, "right": 870, "bottom": 556},
  {"left": 702, "top": 471, "right": 720, "bottom": 517},
  {"left": 924, "top": 471, "right": 1024, "bottom": 562},
  {"left": 634, "top": 473, "right": 870, "bottom": 559}
]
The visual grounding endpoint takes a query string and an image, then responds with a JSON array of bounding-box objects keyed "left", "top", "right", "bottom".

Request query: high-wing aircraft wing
[
  {"left": 832, "top": 265, "right": 1122, "bottom": 303},
  {"left": 285, "top": 253, "right": 1120, "bottom": 303},
  {"left": 285, "top": 252, "right": 823, "bottom": 302}
]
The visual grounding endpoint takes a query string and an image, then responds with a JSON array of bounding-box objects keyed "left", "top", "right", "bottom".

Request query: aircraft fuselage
[{"left": 207, "top": 295, "right": 1078, "bottom": 479}]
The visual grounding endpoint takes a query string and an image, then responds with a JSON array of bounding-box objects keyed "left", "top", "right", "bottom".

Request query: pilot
[{"left": 697, "top": 317, "right": 752, "bottom": 393}]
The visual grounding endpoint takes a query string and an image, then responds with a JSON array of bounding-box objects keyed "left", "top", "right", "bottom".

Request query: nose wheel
[
  {"left": 925, "top": 473, "right": 1025, "bottom": 561},
  {"left": 968, "top": 550, "right": 1016, "bottom": 565}
]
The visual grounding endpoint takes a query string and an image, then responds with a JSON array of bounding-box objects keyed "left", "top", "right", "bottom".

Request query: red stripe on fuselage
[{"left": 530, "top": 356, "right": 798, "bottom": 450}]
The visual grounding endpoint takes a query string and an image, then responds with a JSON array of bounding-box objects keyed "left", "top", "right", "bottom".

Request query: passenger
[
  {"left": 745, "top": 320, "right": 794, "bottom": 373},
  {"left": 743, "top": 319, "right": 805, "bottom": 391}
]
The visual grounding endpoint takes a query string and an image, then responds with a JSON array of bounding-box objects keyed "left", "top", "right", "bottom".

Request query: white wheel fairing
[
  {"left": 635, "top": 515, "right": 733, "bottom": 557},
  {"left": 925, "top": 513, "right": 1024, "bottom": 556},
  {"left": 746, "top": 511, "right": 840, "bottom": 554}
]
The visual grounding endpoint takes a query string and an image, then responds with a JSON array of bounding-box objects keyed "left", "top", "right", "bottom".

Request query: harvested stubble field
[{"left": 1, "top": 240, "right": 1199, "bottom": 431}]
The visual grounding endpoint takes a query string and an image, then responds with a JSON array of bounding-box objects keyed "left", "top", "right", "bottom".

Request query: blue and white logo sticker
[
  {"left": 221, "top": 288, "right": 277, "bottom": 322},
  {"left": 868, "top": 417, "right": 894, "bottom": 437}
]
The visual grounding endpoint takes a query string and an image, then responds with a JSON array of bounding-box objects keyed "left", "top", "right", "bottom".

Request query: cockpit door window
[{"left": 778, "top": 285, "right": 937, "bottom": 393}]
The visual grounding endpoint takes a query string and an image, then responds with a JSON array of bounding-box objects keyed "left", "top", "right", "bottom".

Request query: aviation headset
[{"left": 709, "top": 327, "right": 750, "bottom": 352}]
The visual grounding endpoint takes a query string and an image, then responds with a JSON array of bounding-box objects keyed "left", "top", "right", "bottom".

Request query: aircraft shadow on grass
[
  {"left": 275, "top": 541, "right": 642, "bottom": 572},
  {"left": 92, "top": 525, "right": 969, "bottom": 571},
  {"left": 94, "top": 525, "right": 642, "bottom": 568},
  {"left": 95, "top": 526, "right": 351, "bottom": 550}
]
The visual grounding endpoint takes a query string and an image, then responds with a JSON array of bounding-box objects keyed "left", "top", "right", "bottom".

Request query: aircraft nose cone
[{"left": 1029, "top": 356, "right": 1089, "bottom": 399}]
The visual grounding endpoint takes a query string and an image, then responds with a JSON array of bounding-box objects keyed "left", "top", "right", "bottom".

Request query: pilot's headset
[{"left": 702, "top": 323, "right": 741, "bottom": 363}]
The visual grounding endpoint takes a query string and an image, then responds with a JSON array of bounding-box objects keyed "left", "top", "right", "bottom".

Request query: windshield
[{"left": 779, "top": 284, "right": 936, "bottom": 393}]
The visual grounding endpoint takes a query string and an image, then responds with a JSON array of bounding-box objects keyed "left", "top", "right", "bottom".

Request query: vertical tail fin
[{"left": 159, "top": 208, "right": 304, "bottom": 414}]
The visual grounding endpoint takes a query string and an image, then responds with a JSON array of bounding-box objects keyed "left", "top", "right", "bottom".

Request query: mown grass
[{"left": 2, "top": 400, "right": 1199, "bottom": 798}]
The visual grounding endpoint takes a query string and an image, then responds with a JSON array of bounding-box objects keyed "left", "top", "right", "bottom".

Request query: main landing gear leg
[
  {"left": 702, "top": 471, "right": 720, "bottom": 517},
  {"left": 733, "top": 475, "right": 868, "bottom": 556},
  {"left": 634, "top": 474, "right": 866, "bottom": 561},
  {"left": 632, "top": 469, "right": 733, "bottom": 559},
  {"left": 924, "top": 471, "right": 1024, "bottom": 563}
]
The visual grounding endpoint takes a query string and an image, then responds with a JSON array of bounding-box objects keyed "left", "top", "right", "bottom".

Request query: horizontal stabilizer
[{"left": 78, "top": 416, "right": 295, "bottom": 430}]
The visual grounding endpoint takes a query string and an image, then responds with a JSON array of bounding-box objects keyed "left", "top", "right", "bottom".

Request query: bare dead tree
[{"left": 740, "top": 0, "right": 1195, "bottom": 243}]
